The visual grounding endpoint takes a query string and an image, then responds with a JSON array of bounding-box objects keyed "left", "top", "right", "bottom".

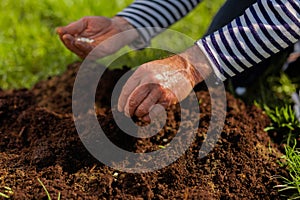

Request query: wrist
[
  {"left": 179, "top": 45, "right": 213, "bottom": 86},
  {"left": 111, "top": 16, "right": 139, "bottom": 45}
]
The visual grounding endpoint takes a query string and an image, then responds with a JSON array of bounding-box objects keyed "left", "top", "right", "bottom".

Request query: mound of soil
[{"left": 0, "top": 62, "right": 288, "bottom": 199}]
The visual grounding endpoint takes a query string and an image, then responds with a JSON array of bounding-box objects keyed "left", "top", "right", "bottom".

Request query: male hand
[
  {"left": 56, "top": 16, "right": 138, "bottom": 59},
  {"left": 118, "top": 45, "right": 212, "bottom": 123}
]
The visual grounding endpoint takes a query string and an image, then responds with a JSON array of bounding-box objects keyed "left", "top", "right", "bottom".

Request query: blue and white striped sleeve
[
  {"left": 197, "top": 0, "right": 300, "bottom": 81},
  {"left": 116, "top": 0, "right": 201, "bottom": 49}
]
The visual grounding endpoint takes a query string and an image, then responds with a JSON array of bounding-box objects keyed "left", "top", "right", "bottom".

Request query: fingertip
[
  {"left": 63, "top": 34, "right": 75, "bottom": 45},
  {"left": 61, "top": 34, "right": 85, "bottom": 59},
  {"left": 124, "top": 102, "right": 131, "bottom": 117},
  {"left": 56, "top": 27, "right": 66, "bottom": 35},
  {"left": 118, "top": 99, "right": 126, "bottom": 113},
  {"left": 142, "top": 115, "right": 151, "bottom": 123},
  {"left": 117, "top": 97, "right": 123, "bottom": 112},
  {"left": 63, "top": 34, "right": 73, "bottom": 40},
  {"left": 119, "top": 92, "right": 134, "bottom": 117},
  {"left": 117, "top": 103, "right": 123, "bottom": 112}
]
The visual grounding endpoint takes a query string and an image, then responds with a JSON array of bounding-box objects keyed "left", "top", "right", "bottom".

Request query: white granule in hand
[{"left": 76, "top": 37, "right": 95, "bottom": 43}]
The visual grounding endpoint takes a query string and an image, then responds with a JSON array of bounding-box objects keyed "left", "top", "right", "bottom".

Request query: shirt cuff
[
  {"left": 116, "top": 13, "right": 151, "bottom": 50},
  {"left": 196, "top": 39, "right": 227, "bottom": 81}
]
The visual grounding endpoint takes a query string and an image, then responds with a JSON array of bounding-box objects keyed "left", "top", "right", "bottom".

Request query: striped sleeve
[
  {"left": 116, "top": 0, "right": 201, "bottom": 49},
  {"left": 197, "top": 0, "right": 300, "bottom": 81}
]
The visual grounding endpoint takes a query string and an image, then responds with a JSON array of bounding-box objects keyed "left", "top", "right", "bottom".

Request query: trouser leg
[{"left": 204, "top": 0, "right": 292, "bottom": 89}]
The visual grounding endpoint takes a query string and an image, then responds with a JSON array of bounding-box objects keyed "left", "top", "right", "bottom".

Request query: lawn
[{"left": 0, "top": 0, "right": 224, "bottom": 89}]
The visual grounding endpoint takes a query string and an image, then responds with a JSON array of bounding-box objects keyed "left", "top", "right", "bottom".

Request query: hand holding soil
[
  {"left": 56, "top": 16, "right": 138, "bottom": 59},
  {"left": 118, "top": 45, "right": 212, "bottom": 122}
]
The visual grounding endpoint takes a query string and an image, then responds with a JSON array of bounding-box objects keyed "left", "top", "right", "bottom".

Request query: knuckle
[
  {"left": 148, "top": 94, "right": 157, "bottom": 104},
  {"left": 81, "top": 16, "right": 89, "bottom": 22},
  {"left": 146, "top": 73, "right": 156, "bottom": 81},
  {"left": 128, "top": 99, "right": 138, "bottom": 107},
  {"left": 121, "top": 89, "right": 131, "bottom": 97}
]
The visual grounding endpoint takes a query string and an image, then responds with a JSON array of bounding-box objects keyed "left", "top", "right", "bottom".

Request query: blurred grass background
[{"left": 0, "top": 0, "right": 224, "bottom": 89}]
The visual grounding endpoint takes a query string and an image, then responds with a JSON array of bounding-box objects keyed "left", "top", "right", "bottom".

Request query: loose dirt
[{"left": 0, "top": 62, "right": 288, "bottom": 199}]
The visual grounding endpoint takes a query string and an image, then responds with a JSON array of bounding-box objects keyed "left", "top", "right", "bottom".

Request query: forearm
[
  {"left": 116, "top": 0, "right": 202, "bottom": 49},
  {"left": 195, "top": 0, "right": 300, "bottom": 81}
]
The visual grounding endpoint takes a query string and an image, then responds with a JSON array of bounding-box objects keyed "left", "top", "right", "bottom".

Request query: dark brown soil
[{"left": 0, "top": 62, "right": 288, "bottom": 199}]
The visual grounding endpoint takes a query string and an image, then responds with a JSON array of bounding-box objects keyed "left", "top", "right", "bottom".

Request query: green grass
[
  {"left": 0, "top": 186, "right": 13, "bottom": 199},
  {"left": 37, "top": 178, "right": 61, "bottom": 200},
  {"left": 276, "top": 141, "right": 300, "bottom": 200},
  {"left": 0, "top": 0, "right": 224, "bottom": 89},
  {"left": 264, "top": 104, "right": 300, "bottom": 143},
  {"left": 261, "top": 80, "right": 300, "bottom": 199}
]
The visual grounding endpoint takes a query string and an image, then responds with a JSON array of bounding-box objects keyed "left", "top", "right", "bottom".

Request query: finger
[
  {"left": 134, "top": 86, "right": 161, "bottom": 118},
  {"left": 117, "top": 73, "right": 141, "bottom": 112},
  {"left": 142, "top": 115, "right": 151, "bottom": 123},
  {"left": 74, "top": 40, "right": 94, "bottom": 56},
  {"left": 56, "top": 18, "right": 86, "bottom": 36},
  {"left": 56, "top": 26, "right": 66, "bottom": 36},
  {"left": 57, "top": 29, "right": 68, "bottom": 46},
  {"left": 158, "top": 88, "right": 178, "bottom": 107},
  {"left": 142, "top": 104, "right": 165, "bottom": 123},
  {"left": 141, "top": 88, "right": 177, "bottom": 123},
  {"left": 62, "top": 34, "right": 85, "bottom": 58},
  {"left": 124, "top": 84, "right": 151, "bottom": 117}
]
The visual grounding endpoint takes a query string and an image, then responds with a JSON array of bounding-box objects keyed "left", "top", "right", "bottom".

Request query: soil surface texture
[{"left": 0, "top": 62, "right": 288, "bottom": 199}]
